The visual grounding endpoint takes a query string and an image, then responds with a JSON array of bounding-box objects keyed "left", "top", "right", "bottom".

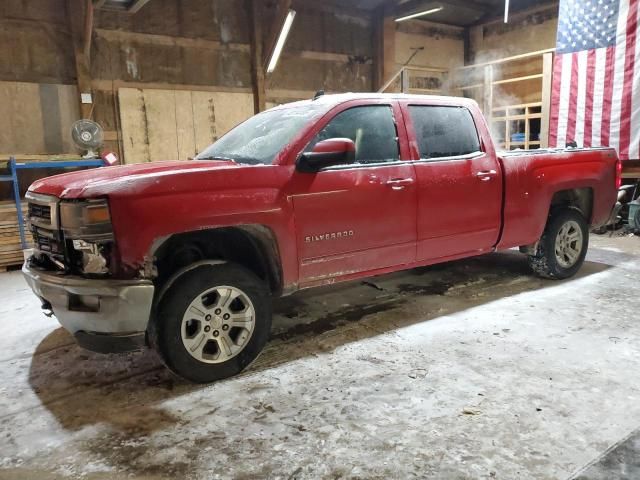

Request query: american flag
[{"left": 549, "top": 0, "right": 639, "bottom": 160}]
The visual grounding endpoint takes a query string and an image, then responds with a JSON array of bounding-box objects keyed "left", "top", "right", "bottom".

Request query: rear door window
[{"left": 409, "top": 106, "right": 481, "bottom": 159}]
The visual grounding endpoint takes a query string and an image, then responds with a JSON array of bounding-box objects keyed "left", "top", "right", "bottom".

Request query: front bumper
[{"left": 22, "top": 262, "right": 155, "bottom": 353}]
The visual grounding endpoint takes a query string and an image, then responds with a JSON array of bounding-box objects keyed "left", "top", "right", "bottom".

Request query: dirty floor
[{"left": 1, "top": 234, "right": 639, "bottom": 479}]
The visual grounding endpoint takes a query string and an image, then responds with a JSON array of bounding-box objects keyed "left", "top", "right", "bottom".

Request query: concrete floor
[{"left": 1, "top": 234, "right": 639, "bottom": 479}]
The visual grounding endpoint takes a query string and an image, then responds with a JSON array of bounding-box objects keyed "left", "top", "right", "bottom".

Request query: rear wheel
[
  {"left": 150, "top": 263, "right": 271, "bottom": 383},
  {"left": 528, "top": 208, "right": 589, "bottom": 279}
]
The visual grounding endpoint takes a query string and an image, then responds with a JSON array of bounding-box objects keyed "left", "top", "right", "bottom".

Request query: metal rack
[{"left": 0, "top": 157, "right": 105, "bottom": 249}]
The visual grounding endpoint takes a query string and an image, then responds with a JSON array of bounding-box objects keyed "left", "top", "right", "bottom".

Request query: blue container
[
  {"left": 629, "top": 201, "right": 640, "bottom": 231},
  {"left": 511, "top": 133, "right": 526, "bottom": 143}
]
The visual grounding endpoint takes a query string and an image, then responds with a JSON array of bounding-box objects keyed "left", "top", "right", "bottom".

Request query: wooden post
[
  {"left": 525, "top": 105, "right": 530, "bottom": 150},
  {"left": 463, "top": 27, "right": 472, "bottom": 65},
  {"left": 67, "top": 0, "right": 93, "bottom": 119},
  {"left": 247, "top": 0, "right": 266, "bottom": 113},
  {"left": 372, "top": 7, "right": 384, "bottom": 91},
  {"left": 373, "top": 6, "right": 396, "bottom": 91},
  {"left": 382, "top": 14, "right": 396, "bottom": 91},
  {"left": 540, "top": 52, "right": 553, "bottom": 148},
  {"left": 400, "top": 68, "right": 409, "bottom": 93}
]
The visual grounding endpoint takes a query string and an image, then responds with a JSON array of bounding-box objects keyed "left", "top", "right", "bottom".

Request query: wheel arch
[
  {"left": 519, "top": 188, "right": 593, "bottom": 255},
  {"left": 549, "top": 187, "right": 594, "bottom": 223},
  {"left": 151, "top": 225, "right": 284, "bottom": 297}
]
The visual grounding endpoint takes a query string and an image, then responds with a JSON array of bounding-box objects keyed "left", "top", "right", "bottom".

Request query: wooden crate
[{"left": 0, "top": 201, "right": 31, "bottom": 271}]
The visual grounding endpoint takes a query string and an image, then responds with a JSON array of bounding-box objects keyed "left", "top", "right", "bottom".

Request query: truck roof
[{"left": 269, "top": 92, "right": 480, "bottom": 111}]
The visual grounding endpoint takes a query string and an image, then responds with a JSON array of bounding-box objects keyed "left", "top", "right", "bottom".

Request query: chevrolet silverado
[{"left": 23, "top": 93, "right": 620, "bottom": 382}]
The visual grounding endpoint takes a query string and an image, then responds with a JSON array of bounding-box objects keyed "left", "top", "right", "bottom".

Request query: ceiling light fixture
[
  {"left": 504, "top": 0, "right": 510, "bottom": 23},
  {"left": 395, "top": 6, "right": 444, "bottom": 22},
  {"left": 267, "top": 9, "right": 296, "bottom": 74}
]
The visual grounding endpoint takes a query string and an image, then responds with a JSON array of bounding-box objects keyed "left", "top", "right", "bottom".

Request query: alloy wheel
[{"left": 181, "top": 286, "right": 256, "bottom": 363}]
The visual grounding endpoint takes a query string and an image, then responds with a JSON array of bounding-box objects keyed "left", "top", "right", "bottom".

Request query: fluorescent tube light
[
  {"left": 395, "top": 6, "right": 443, "bottom": 22},
  {"left": 504, "top": 0, "right": 510, "bottom": 23},
  {"left": 267, "top": 9, "right": 296, "bottom": 74}
]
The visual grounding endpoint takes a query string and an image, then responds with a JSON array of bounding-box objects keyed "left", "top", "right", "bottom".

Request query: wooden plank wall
[
  {"left": 0, "top": 81, "right": 81, "bottom": 156},
  {"left": 1, "top": 0, "right": 378, "bottom": 166},
  {"left": 0, "top": 0, "right": 75, "bottom": 85},
  {"left": 118, "top": 88, "right": 254, "bottom": 163},
  {"left": 0, "top": 201, "right": 30, "bottom": 270}
]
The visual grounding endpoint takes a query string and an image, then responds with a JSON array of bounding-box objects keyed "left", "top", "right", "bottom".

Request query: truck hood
[{"left": 28, "top": 160, "right": 241, "bottom": 198}]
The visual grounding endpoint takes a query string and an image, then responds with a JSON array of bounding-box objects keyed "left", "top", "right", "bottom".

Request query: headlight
[{"left": 60, "top": 199, "right": 113, "bottom": 241}]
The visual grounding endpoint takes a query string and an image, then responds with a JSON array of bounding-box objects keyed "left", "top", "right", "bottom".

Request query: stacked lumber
[{"left": 0, "top": 201, "right": 31, "bottom": 270}]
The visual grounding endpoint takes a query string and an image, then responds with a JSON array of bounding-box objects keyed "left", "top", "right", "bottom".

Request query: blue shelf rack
[{"left": 0, "top": 157, "right": 105, "bottom": 249}]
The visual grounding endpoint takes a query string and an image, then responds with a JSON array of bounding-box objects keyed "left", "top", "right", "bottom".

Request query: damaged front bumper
[{"left": 22, "top": 261, "right": 155, "bottom": 353}]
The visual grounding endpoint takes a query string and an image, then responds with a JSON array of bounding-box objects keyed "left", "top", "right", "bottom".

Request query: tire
[
  {"left": 150, "top": 262, "right": 272, "bottom": 383},
  {"left": 528, "top": 208, "right": 589, "bottom": 279}
]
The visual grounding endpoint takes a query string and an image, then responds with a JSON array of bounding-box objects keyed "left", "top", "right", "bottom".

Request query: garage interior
[{"left": 1, "top": 0, "right": 640, "bottom": 478}]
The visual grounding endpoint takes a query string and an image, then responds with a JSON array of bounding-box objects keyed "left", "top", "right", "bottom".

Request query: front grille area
[
  {"left": 31, "top": 226, "right": 65, "bottom": 255},
  {"left": 28, "top": 203, "right": 52, "bottom": 224},
  {"left": 26, "top": 195, "right": 67, "bottom": 265}
]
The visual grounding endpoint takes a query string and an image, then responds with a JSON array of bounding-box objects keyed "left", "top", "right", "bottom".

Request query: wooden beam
[
  {"left": 95, "top": 28, "right": 362, "bottom": 63},
  {"left": 263, "top": 0, "right": 292, "bottom": 72},
  {"left": 400, "top": 69, "right": 409, "bottom": 93},
  {"left": 291, "top": 0, "right": 370, "bottom": 21},
  {"left": 129, "top": 0, "right": 153, "bottom": 14},
  {"left": 91, "top": 79, "right": 252, "bottom": 94},
  {"left": 374, "top": 5, "right": 397, "bottom": 91},
  {"left": 395, "top": 0, "right": 491, "bottom": 18},
  {"left": 373, "top": 6, "right": 384, "bottom": 90},
  {"left": 67, "top": 0, "right": 93, "bottom": 118},
  {"left": 83, "top": 0, "right": 94, "bottom": 60},
  {"left": 94, "top": 28, "right": 250, "bottom": 52},
  {"left": 456, "top": 48, "right": 555, "bottom": 70},
  {"left": 492, "top": 73, "right": 543, "bottom": 85},
  {"left": 540, "top": 52, "right": 553, "bottom": 148},
  {"left": 247, "top": 0, "right": 266, "bottom": 113},
  {"left": 463, "top": 27, "right": 472, "bottom": 65}
]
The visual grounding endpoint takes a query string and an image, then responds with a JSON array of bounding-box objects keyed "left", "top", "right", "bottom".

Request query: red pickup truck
[{"left": 23, "top": 93, "right": 619, "bottom": 382}]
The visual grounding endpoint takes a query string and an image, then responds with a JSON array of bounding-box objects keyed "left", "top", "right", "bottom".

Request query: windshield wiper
[{"left": 196, "top": 155, "right": 237, "bottom": 163}]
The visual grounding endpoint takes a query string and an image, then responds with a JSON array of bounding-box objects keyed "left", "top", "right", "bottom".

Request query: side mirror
[{"left": 297, "top": 138, "right": 356, "bottom": 173}]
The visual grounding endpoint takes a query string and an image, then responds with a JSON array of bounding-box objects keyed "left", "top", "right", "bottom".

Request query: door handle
[
  {"left": 386, "top": 178, "right": 414, "bottom": 185},
  {"left": 386, "top": 178, "right": 414, "bottom": 190},
  {"left": 476, "top": 170, "right": 497, "bottom": 181}
]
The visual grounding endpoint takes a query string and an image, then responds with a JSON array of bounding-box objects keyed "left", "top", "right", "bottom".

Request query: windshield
[{"left": 195, "top": 104, "right": 326, "bottom": 165}]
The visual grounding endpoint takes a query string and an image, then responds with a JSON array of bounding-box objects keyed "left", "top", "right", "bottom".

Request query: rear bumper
[{"left": 22, "top": 262, "right": 154, "bottom": 353}]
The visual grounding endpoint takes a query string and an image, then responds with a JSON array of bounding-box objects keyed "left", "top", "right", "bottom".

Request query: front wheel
[
  {"left": 528, "top": 208, "right": 589, "bottom": 279},
  {"left": 150, "top": 263, "right": 272, "bottom": 383}
]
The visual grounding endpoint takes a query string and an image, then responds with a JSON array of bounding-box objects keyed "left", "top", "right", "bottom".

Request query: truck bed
[{"left": 497, "top": 147, "right": 618, "bottom": 250}]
